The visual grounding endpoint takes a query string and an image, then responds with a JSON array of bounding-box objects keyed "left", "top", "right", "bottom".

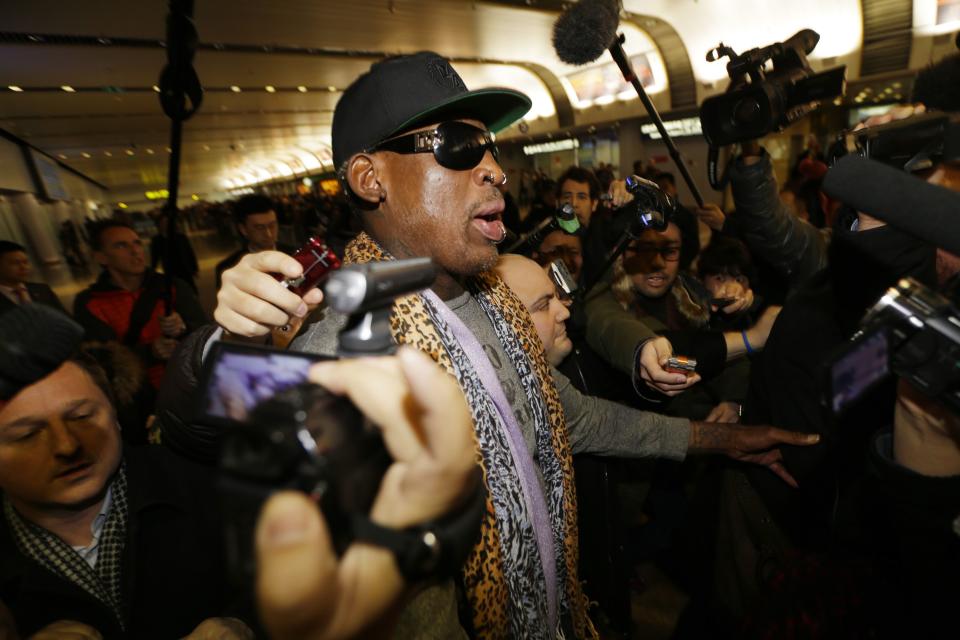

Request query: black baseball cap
[{"left": 332, "top": 51, "right": 532, "bottom": 169}]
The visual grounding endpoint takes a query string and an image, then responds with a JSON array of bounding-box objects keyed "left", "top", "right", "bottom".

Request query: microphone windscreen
[
  {"left": 0, "top": 305, "right": 84, "bottom": 400},
  {"left": 823, "top": 155, "right": 960, "bottom": 256},
  {"left": 553, "top": 0, "right": 621, "bottom": 66}
]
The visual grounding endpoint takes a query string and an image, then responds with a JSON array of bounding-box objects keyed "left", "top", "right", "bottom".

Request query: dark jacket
[
  {"left": 0, "top": 283, "right": 67, "bottom": 316},
  {"left": 0, "top": 446, "right": 249, "bottom": 639},
  {"left": 743, "top": 218, "right": 937, "bottom": 547},
  {"left": 73, "top": 271, "right": 207, "bottom": 388},
  {"left": 726, "top": 150, "right": 829, "bottom": 292}
]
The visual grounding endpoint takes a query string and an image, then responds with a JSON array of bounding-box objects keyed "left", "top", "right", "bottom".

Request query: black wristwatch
[{"left": 351, "top": 479, "right": 487, "bottom": 582}]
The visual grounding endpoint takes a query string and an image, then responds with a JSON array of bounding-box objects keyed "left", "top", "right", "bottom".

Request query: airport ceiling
[{"left": 1, "top": 0, "right": 958, "bottom": 204}]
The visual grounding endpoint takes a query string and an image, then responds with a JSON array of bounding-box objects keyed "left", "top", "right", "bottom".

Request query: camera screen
[
  {"left": 830, "top": 331, "right": 890, "bottom": 414},
  {"left": 200, "top": 343, "right": 328, "bottom": 423}
]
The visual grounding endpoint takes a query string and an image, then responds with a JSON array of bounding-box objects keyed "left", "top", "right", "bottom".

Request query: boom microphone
[
  {"left": 823, "top": 155, "right": 960, "bottom": 256},
  {"left": 553, "top": 0, "right": 622, "bottom": 65}
]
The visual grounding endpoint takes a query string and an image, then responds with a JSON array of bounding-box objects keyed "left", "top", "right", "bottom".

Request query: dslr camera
[{"left": 699, "top": 29, "right": 846, "bottom": 148}]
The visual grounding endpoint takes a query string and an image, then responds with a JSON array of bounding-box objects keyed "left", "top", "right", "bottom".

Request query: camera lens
[{"left": 733, "top": 98, "right": 762, "bottom": 125}]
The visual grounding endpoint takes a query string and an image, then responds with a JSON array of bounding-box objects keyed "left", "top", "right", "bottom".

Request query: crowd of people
[{"left": 0, "top": 47, "right": 958, "bottom": 640}]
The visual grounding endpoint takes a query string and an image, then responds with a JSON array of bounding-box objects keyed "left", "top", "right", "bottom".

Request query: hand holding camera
[{"left": 255, "top": 348, "right": 479, "bottom": 640}]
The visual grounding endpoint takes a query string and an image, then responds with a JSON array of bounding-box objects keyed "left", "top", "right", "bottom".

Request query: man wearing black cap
[{"left": 201, "top": 51, "right": 818, "bottom": 639}]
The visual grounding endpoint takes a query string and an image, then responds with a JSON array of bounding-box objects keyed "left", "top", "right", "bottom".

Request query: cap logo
[{"left": 427, "top": 59, "right": 466, "bottom": 92}]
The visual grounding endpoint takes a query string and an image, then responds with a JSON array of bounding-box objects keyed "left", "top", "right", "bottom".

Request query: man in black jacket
[
  {"left": 0, "top": 348, "right": 252, "bottom": 639},
  {"left": 0, "top": 241, "right": 66, "bottom": 316}
]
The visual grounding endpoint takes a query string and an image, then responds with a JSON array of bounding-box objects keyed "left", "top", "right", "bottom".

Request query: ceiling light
[
  {"left": 327, "top": 86, "right": 337, "bottom": 92},
  {"left": 57, "top": 154, "right": 67, "bottom": 160},
  {"left": 145, "top": 148, "right": 154, "bottom": 155},
  {"left": 104, "top": 151, "right": 112, "bottom": 157},
  {"left": 265, "top": 85, "right": 276, "bottom": 93},
  {"left": 297, "top": 85, "right": 308, "bottom": 93},
  {"left": 118, "top": 202, "right": 128, "bottom": 209},
  {"left": 165, "top": 146, "right": 172, "bottom": 153},
  {"left": 81, "top": 152, "right": 91, "bottom": 158},
  {"left": 152, "top": 85, "right": 160, "bottom": 92},
  {"left": 230, "top": 85, "right": 241, "bottom": 93},
  {"left": 8, "top": 86, "right": 23, "bottom": 92},
  {"left": 61, "top": 85, "right": 76, "bottom": 93},
  {"left": 203, "top": 144, "right": 211, "bottom": 151},
  {"left": 191, "top": 194, "right": 200, "bottom": 201},
  {"left": 125, "top": 149, "right": 135, "bottom": 156}
]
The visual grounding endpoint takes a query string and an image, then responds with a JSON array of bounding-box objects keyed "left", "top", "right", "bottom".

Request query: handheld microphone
[
  {"left": 553, "top": 0, "right": 622, "bottom": 65},
  {"left": 505, "top": 204, "right": 579, "bottom": 254},
  {"left": 822, "top": 155, "right": 960, "bottom": 256},
  {"left": 324, "top": 257, "right": 437, "bottom": 315}
]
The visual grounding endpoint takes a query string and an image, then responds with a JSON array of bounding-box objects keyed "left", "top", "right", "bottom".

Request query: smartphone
[
  {"left": 274, "top": 237, "right": 341, "bottom": 297},
  {"left": 825, "top": 329, "right": 890, "bottom": 414},
  {"left": 197, "top": 341, "right": 332, "bottom": 427},
  {"left": 664, "top": 355, "right": 697, "bottom": 375}
]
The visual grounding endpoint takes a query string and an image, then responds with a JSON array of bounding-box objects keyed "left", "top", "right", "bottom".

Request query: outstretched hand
[{"left": 690, "top": 421, "right": 820, "bottom": 488}]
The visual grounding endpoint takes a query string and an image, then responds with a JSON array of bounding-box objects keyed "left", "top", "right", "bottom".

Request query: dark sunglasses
[
  {"left": 367, "top": 121, "right": 499, "bottom": 170},
  {"left": 625, "top": 244, "right": 681, "bottom": 262}
]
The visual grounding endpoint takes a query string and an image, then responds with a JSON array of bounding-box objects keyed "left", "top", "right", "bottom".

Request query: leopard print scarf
[{"left": 345, "top": 232, "right": 596, "bottom": 640}]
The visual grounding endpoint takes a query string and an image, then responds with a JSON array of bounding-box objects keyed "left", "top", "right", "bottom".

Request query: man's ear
[{"left": 345, "top": 154, "right": 384, "bottom": 205}]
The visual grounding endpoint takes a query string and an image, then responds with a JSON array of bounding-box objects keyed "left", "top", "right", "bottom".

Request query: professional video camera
[
  {"left": 699, "top": 28, "right": 846, "bottom": 149},
  {"left": 828, "top": 111, "right": 960, "bottom": 173},
  {"left": 200, "top": 258, "right": 439, "bottom": 583},
  {"left": 826, "top": 277, "right": 960, "bottom": 415}
]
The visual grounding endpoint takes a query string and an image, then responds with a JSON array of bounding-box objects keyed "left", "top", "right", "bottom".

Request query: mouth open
[{"left": 471, "top": 202, "right": 506, "bottom": 242}]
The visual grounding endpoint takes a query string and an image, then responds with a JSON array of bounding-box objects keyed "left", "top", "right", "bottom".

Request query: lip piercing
[{"left": 493, "top": 225, "right": 508, "bottom": 244}]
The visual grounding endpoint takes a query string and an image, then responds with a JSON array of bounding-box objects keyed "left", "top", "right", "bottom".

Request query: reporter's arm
[{"left": 727, "top": 148, "right": 827, "bottom": 288}]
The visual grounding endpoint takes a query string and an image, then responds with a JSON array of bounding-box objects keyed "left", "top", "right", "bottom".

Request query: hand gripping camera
[{"left": 210, "top": 258, "right": 486, "bottom": 584}]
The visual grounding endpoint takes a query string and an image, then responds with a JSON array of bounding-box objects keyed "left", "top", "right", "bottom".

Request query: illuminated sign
[
  {"left": 566, "top": 53, "right": 657, "bottom": 107},
  {"left": 523, "top": 139, "right": 580, "bottom": 156},
  {"left": 319, "top": 179, "right": 341, "bottom": 196},
  {"left": 640, "top": 118, "right": 703, "bottom": 140}
]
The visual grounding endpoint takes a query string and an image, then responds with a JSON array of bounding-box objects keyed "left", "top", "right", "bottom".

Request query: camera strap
[
  {"left": 707, "top": 145, "right": 729, "bottom": 191},
  {"left": 350, "top": 478, "right": 487, "bottom": 582}
]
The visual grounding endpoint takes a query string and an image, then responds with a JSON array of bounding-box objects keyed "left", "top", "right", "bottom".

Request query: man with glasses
[{"left": 187, "top": 52, "right": 818, "bottom": 639}]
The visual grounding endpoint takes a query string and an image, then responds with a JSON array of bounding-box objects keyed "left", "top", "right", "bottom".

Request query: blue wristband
[{"left": 741, "top": 329, "right": 754, "bottom": 355}]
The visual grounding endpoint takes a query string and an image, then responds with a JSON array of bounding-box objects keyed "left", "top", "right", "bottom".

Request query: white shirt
[{"left": 71, "top": 485, "right": 113, "bottom": 569}]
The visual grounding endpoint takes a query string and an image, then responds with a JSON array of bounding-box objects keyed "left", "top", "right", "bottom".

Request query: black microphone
[
  {"left": 505, "top": 204, "right": 579, "bottom": 254},
  {"left": 822, "top": 155, "right": 960, "bottom": 256},
  {"left": 324, "top": 257, "right": 436, "bottom": 315},
  {"left": 553, "top": 0, "right": 622, "bottom": 65}
]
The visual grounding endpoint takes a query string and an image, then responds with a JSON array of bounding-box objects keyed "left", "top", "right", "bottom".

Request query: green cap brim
[{"left": 388, "top": 87, "right": 532, "bottom": 139}]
